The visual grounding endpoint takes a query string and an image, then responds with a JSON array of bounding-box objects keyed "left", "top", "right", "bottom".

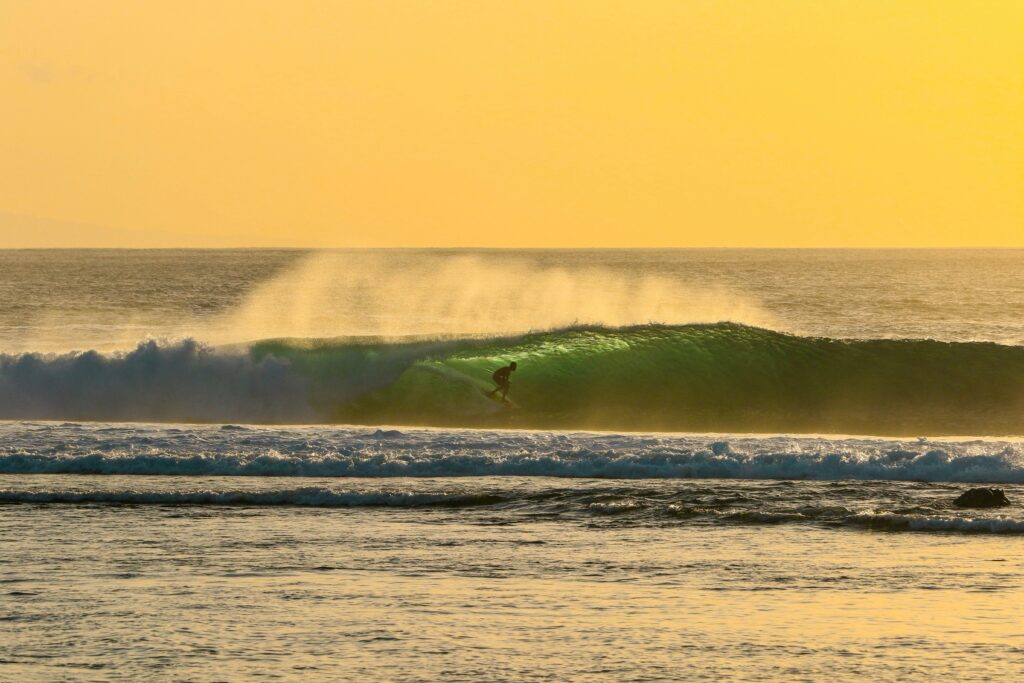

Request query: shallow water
[
  {"left": 3, "top": 474, "right": 1023, "bottom": 681},
  {"left": 3, "top": 422, "right": 1024, "bottom": 679}
]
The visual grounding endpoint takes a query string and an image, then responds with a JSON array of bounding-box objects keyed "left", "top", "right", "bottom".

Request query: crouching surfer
[{"left": 487, "top": 361, "right": 517, "bottom": 403}]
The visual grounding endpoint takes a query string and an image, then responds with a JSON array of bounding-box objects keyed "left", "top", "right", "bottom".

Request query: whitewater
[
  {"left": 3, "top": 422, "right": 1024, "bottom": 484},
  {"left": 3, "top": 250, "right": 1024, "bottom": 681}
]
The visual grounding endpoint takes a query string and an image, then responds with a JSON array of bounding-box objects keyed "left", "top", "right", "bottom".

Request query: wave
[
  {"left": 1, "top": 424, "right": 1022, "bottom": 482},
  {"left": 0, "top": 339, "right": 314, "bottom": 423},
  {"left": 848, "top": 512, "right": 1024, "bottom": 534},
  {"left": 3, "top": 483, "right": 1021, "bottom": 534},
  {"left": 3, "top": 323, "right": 1024, "bottom": 434},
  {"left": 707, "top": 509, "right": 1024, "bottom": 534},
  {"left": 0, "top": 487, "right": 503, "bottom": 508}
]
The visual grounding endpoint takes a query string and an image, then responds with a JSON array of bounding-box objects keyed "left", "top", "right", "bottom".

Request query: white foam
[
  {"left": 0, "top": 340, "right": 315, "bottom": 422},
  {"left": 851, "top": 512, "right": 1024, "bottom": 533},
  {"left": 1, "top": 423, "right": 1022, "bottom": 483}
]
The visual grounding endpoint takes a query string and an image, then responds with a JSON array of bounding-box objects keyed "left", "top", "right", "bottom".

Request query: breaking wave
[
  {"left": 3, "top": 323, "right": 1024, "bottom": 434},
  {"left": 1, "top": 423, "right": 1022, "bottom": 483},
  {"left": 848, "top": 512, "right": 1024, "bottom": 534}
]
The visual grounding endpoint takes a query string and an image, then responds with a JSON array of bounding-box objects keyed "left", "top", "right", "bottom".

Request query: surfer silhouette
[{"left": 487, "top": 362, "right": 517, "bottom": 402}]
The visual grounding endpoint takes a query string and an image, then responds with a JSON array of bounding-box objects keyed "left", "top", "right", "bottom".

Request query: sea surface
[{"left": 2, "top": 249, "right": 1024, "bottom": 680}]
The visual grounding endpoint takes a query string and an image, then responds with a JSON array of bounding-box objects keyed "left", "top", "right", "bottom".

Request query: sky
[{"left": 1, "top": 0, "right": 1022, "bottom": 248}]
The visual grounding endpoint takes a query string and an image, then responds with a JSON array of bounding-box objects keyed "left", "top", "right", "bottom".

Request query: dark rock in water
[{"left": 953, "top": 488, "right": 1011, "bottom": 508}]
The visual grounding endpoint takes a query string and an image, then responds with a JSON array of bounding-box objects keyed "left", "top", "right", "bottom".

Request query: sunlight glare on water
[{"left": 2, "top": 486, "right": 1022, "bottom": 681}]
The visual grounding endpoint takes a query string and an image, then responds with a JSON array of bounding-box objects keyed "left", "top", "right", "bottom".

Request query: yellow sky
[{"left": 1, "top": 1, "right": 1021, "bottom": 247}]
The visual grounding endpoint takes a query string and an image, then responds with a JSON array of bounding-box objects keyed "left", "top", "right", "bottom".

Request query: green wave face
[{"left": 251, "top": 324, "right": 1024, "bottom": 435}]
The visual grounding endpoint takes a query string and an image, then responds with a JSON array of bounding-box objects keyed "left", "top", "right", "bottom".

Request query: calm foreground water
[
  {"left": 3, "top": 473, "right": 1023, "bottom": 681},
  {"left": 1, "top": 250, "right": 1024, "bottom": 680}
]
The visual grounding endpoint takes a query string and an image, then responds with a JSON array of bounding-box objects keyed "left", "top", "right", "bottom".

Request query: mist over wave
[{"left": 200, "top": 251, "right": 777, "bottom": 343}]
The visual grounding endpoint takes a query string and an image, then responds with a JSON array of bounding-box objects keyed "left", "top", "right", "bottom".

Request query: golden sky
[{"left": 1, "top": 1, "right": 1021, "bottom": 247}]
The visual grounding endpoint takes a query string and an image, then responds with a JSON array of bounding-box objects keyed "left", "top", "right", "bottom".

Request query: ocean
[{"left": 2, "top": 249, "right": 1023, "bottom": 680}]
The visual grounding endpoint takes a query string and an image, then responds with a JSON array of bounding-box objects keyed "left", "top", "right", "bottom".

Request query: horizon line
[{"left": 2, "top": 245, "right": 1024, "bottom": 251}]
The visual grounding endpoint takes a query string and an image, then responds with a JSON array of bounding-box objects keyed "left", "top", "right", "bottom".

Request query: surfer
[{"left": 487, "top": 362, "right": 517, "bottom": 402}]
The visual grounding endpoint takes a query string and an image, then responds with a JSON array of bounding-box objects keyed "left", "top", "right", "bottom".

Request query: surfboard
[{"left": 481, "top": 388, "right": 518, "bottom": 409}]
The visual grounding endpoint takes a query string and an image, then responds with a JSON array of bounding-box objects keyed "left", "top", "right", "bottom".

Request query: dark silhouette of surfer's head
[{"left": 510, "top": 362, "right": 517, "bottom": 371}]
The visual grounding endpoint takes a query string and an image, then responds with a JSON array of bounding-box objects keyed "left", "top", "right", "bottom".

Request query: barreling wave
[{"left": 3, "top": 323, "right": 1024, "bottom": 435}]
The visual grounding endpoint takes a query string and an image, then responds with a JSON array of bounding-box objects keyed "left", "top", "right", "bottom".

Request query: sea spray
[{"left": 203, "top": 251, "right": 776, "bottom": 343}]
